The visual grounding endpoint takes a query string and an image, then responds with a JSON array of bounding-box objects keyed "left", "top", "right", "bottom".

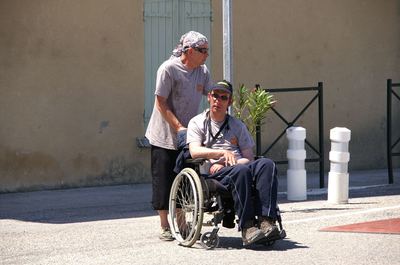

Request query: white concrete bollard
[
  {"left": 328, "top": 127, "right": 351, "bottom": 204},
  {"left": 286, "top": 126, "right": 307, "bottom": 201}
]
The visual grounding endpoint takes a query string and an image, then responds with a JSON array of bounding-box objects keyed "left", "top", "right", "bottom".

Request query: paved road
[{"left": 1, "top": 170, "right": 400, "bottom": 265}]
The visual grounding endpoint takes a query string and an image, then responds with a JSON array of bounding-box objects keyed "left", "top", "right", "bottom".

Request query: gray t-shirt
[
  {"left": 145, "top": 57, "right": 212, "bottom": 150},
  {"left": 187, "top": 110, "right": 255, "bottom": 164}
]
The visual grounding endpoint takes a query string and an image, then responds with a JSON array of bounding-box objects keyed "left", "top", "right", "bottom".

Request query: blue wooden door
[{"left": 143, "top": 0, "right": 212, "bottom": 126}]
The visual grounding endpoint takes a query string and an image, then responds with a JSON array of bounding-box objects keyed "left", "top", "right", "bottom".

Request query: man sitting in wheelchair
[{"left": 186, "top": 80, "right": 280, "bottom": 246}]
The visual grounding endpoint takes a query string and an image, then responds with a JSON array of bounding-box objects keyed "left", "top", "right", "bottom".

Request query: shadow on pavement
[
  {"left": 216, "top": 236, "right": 308, "bottom": 251},
  {"left": 0, "top": 184, "right": 157, "bottom": 224},
  {"left": 1, "top": 170, "right": 398, "bottom": 224}
]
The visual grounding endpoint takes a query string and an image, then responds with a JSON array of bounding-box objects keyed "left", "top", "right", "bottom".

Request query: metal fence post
[
  {"left": 387, "top": 79, "right": 393, "bottom": 184},
  {"left": 318, "top": 82, "right": 324, "bottom": 187}
]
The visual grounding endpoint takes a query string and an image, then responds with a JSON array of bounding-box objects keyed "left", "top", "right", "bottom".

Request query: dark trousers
[
  {"left": 207, "top": 158, "right": 278, "bottom": 229},
  {"left": 151, "top": 145, "right": 179, "bottom": 210}
]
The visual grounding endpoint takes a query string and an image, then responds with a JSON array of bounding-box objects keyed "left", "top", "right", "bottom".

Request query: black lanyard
[{"left": 207, "top": 112, "right": 229, "bottom": 146}]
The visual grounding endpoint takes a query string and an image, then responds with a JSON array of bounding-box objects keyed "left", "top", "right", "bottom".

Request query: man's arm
[
  {"left": 236, "top": 147, "right": 255, "bottom": 165},
  {"left": 189, "top": 142, "right": 237, "bottom": 166},
  {"left": 155, "top": 95, "right": 185, "bottom": 132}
]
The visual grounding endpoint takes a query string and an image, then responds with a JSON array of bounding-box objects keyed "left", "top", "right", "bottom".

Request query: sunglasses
[
  {"left": 211, "top": 93, "right": 230, "bottom": 101},
  {"left": 193, "top": 47, "right": 209, "bottom": 54}
]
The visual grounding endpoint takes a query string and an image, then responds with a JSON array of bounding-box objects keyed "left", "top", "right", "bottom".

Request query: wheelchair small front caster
[{"left": 200, "top": 231, "right": 220, "bottom": 249}]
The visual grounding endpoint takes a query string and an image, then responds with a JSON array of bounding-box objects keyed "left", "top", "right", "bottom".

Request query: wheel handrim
[{"left": 169, "top": 168, "right": 204, "bottom": 247}]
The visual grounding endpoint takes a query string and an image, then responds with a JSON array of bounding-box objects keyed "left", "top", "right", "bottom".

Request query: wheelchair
[{"left": 168, "top": 158, "right": 286, "bottom": 249}]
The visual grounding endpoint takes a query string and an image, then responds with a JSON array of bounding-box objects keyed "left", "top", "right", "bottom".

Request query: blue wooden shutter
[{"left": 143, "top": 0, "right": 211, "bottom": 126}]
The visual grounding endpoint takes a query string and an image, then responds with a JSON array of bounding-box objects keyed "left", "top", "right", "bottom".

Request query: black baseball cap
[{"left": 209, "top": 80, "right": 233, "bottom": 94}]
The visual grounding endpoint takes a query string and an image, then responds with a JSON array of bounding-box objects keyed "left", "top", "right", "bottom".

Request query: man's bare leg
[{"left": 159, "top": 210, "right": 169, "bottom": 228}]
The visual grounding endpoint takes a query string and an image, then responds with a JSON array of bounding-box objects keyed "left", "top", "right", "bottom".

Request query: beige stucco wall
[
  {"left": 0, "top": 0, "right": 148, "bottom": 191},
  {"left": 228, "top": 0, "right": 400, "bottom": 172},
  {"left": 0, "top": 0, "right": 399, "bottom": 192}
]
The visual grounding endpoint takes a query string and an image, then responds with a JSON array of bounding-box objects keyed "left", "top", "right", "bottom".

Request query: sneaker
[
  {"left": 241, "top": 220, "right": 265, "bottom": 246},
  {"left": 159, "top": 227, "right": 174, "bottom": 241},
  {"left": 259, "top": 217, "right": 279, "bottom": 240}
]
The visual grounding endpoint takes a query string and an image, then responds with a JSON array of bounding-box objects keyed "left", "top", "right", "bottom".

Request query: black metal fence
[
  {"left": 255, "top": 82, "right": 325, "bottom": 188},
  {"left": 387, "top": 79, "right": 400, "bottom": 184}
]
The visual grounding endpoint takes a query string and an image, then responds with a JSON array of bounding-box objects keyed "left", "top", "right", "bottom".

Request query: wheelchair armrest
[{"left": 185, "top": 158, "right": 207, "bottom": 165}]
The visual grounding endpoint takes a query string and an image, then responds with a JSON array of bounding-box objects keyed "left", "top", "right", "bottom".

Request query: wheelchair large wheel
[{"left": 169, "top": 168, "right": 204, "bottom": 247}]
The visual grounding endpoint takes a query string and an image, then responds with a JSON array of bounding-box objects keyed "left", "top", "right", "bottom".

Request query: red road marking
[{"left": 319, "top": 218, "right": 400, "bottom": 234}]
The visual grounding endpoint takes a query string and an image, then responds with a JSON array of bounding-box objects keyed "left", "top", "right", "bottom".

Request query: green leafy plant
[{"left": 233, "top": 84, "right": 275, "bottom": 138}]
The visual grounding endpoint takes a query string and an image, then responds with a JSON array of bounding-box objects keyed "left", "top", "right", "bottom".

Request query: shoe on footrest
[
  {"left": 241, "top": 221, "right": 265, "bottom": 246},
  {"left": 260, "top": 217, "right": 280, "bottom": 239}
]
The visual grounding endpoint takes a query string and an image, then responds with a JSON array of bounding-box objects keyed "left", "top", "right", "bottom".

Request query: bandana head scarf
[{"left": 172, "top": 31, "right": 208, "bottom": 57}]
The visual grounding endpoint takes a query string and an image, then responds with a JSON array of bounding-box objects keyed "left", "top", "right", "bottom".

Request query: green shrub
[{"left": 233, "top": 84, "right": 275, "bottom": 138}]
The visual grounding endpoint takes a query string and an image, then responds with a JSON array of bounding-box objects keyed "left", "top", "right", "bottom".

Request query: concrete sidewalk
[{"left": 1, "top": 169, "right": 399, "bottom": 265}]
